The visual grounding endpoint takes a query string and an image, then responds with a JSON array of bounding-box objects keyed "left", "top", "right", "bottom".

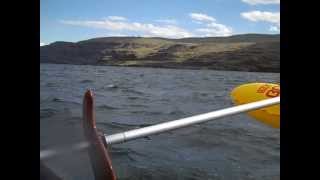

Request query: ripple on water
[
  {"left": 79, "top": 79, "right": 94, "bottom": 84},
  {"left": 40, "top": 108, "right": 59, "bottom": 118},
  {"left": 97, "top": 104, "right": 119, "bottom": 110}
]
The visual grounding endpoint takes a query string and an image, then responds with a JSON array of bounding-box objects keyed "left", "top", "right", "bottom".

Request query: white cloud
[
  {"left": 269, "top": 25, "right": 279, "bottom": 32},
  {"left": 241, "top": 11, "right": 280, "bottom": 32},
  {"left": 155, "top": 19, "right": 177, "bottom": 24},
  {"left": 61, "top": 19, "right": 193, "bottom": 38},
  {"left": 40, "top": 42, "right": 45, "bottom": 46},
  {"left": 241, "top": 11, "right": 280, "bottom": 26},
  {"left": 106, "top": 16, "right": 127, "bottom": 21},
  {"left": 242, "top": 0, "right": 280, "bottom": 5},
  {"left": 61, "top": 13, "right": 233, "bottom": 38},
  {"left": 189, "top": 13, "right": 232, "bottom": 37},
  {"left": 196, "top": 22, "right": 232, "bottom": 37},
  {"left": 105, "top": 33, "right": 128, "bottom": 37},
  {"left": 189, "top": 13, "right": 216, "bottom": 22}
]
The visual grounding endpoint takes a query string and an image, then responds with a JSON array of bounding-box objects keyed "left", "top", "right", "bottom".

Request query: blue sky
[{"left": 40, "top": 0, "right": 280, "bottom": 45}]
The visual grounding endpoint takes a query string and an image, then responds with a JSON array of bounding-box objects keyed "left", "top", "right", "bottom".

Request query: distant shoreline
[
  {"left": 40, "top": 34, "right": 279, "bottom": 73},
  {"left": 40, "top": 62, "right": 280, "bottom": 74}
]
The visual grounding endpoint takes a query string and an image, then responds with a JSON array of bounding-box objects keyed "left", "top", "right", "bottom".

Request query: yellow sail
[{"left": 230, "top": 83, "right": 280, "bottom": 128}]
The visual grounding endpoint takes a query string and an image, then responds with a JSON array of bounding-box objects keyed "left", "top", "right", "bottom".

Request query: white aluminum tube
[{"left": 105, "top": 97, "right": 280, "bottom": 145}]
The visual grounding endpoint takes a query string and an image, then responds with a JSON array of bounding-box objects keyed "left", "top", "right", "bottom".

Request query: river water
[{"left": 40, "top": 64, "right": 280, "bottom": 180}]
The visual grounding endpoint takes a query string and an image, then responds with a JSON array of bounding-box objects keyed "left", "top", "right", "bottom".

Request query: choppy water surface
[{"left": 40, "top": 64, "right": 280, "bottom": 180}]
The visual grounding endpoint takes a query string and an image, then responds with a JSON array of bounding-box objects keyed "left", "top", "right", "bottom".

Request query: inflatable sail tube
[{"left": 230, "top": 83, "right": 280, "bottom": 128}]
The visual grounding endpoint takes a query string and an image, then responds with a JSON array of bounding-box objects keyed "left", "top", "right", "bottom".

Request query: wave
[
  {"left": 97, "top": 104, "right": 119, "bottom": 110},
  {"left": 40, "top": 108, "right": 59, "bottom": 118},
  {"left": 79, "top": 79, "right": 94, "bottom": 83}
]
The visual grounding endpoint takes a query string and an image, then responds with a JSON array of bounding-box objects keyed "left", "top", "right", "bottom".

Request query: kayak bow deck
[{"left": 83, "top": 90, "right": 116, "bottom": 180}]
